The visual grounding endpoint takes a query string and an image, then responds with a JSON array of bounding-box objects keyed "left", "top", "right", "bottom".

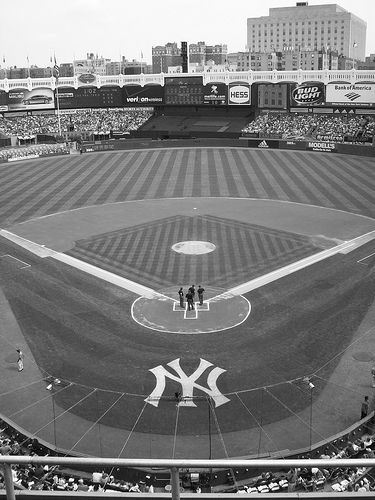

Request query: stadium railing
[{"left": 1, "top": 456, "right": 375, "bottom": 500}]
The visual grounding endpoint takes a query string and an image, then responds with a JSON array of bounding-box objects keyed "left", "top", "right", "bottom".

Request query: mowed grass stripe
[
  {"left": 331, "top": 154, "right": 375, "bottom": 190},
  {"left": 84, "top": 152, "right": 137, "bottom": 206},
  {"left": 280, "top": 152, "right": 340, "bottom": 208},
  {"left": 154, "top": 221, "right": 174, "bottom": 277},
  {"left": 137, "top": 151, "right": 170, "bottom": 200},
  {"left": 38, "top": 153, "right": 122, "bottom": 215},
  {"left": 180, "top": 149, "right": 196, "bottom": 198},
  {"left": 110, "top": 151, "right": 153, "bottom": 201},
  {"left": 114, "top": 151, "right": 154, "bottom": 200},
  {"left": 229, "top": 149, "right": 258, "bottom": 197},
  {"left": 199, "top": 149, "right": 212, "bottom": 197},
  {"left": 144, "top": 222, "right": 166, "bottom": 274},
  {"left": 43, "top": 153, "right": 120, "bottom": 213},
  {"left": 299, "top": 153, "right": 369, "bottom": 212},
  {"left": 308, "top": 152, "right": 373, "bottom": 209},
  {"left": 192, "top": 149, "right": 202, "bottom": 198},
  {"left": 251, "top": 151, "right": 285, "bottom": 200},
  {"left": 213, "top": 150, "right": 231, "bottom": 197},
  {"left": 271, "top": 151, "right": 327, "bottom": 207},
  {"left": 153, "top": 150, "right": 178, "bottom": 199},
  {"left": 0, "top": 155, "right": 83, "bottom": 207},
  {"left": 237, "top": 150, "right": 270, "bottom": 198},
  {"left": 338, "top": 155, "right": 375, "bottom": 184},
  {"left": 125, "top": 150, "right": 163, "bottom": 200},
  {"left": 317, "top": 154, "right": 375, "bottom": 208},
  {"left": 205, "top": 149, "right": 221, "bottom": 196},
  {"left": 171, "top": 149, "right": 191, "bottom": 199},
  {"left": 0, "top": 155, "right": 97, "bottom": 224},
  {"left": 0, "top": 155, "right": 71, "bottom": 195},
  {"left": 252, "top": 150, "right": 291, "bottom": 201},
  {"left": 265, "top": 150, "right": 312, "bottom": 203},
  {"left": 223, "top": 150, "right": 247, "bottom": 198},
  {"left": 159, "top": 149, "right": 186, "bottom": 198}
]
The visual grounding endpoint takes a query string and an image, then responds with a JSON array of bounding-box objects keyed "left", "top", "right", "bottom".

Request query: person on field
[
  {"left": 188, "top": 285, "right": 196, "bottom": 300},
  {"left": 178, "top": 287, "right": 184, "bottom": 308},
  {"left": 186, "top": 290, "right": 194, "bottom": 311},
  {"left": 16, "top": 349, "right": 24, "bottom": 372},
  {"left": 197, "top": 285, "right": 205, "bottom": 306}
]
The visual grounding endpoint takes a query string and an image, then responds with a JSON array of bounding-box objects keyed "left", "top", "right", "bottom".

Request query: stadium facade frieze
[{"left": 0, "top": 69, "right": 375, "bottom": 93}]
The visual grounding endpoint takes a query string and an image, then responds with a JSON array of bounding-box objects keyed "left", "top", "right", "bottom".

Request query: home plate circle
[
  {"left": 131, "top": 287, "right": 251, "bottom": 334},
  {"left": 172, "top": 241, "right": 216, "bottom": 255}
]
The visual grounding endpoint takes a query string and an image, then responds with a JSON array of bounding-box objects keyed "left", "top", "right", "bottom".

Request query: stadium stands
[
  {"left": 242, "top": 113, "right": 375, "bottom": 143},
  {"left": 0, "top": 109, "right": 153, "bottom": 138}
]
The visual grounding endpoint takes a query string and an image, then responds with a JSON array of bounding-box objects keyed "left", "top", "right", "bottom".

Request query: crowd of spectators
[
  {"left": 0, "top": 420, "right": 155, "bottom": 493},
  {"left": 0, "top": 143, "right": 69, "bottom": 161},
  {"left": 0, "top": 109, "right": 153, "bottom": 137},
  {"left": 1, "top": 415, "right": 375, "bottom": 494},
  {"left": 242, "top": 112, "right": 375, "bottom": 143}
]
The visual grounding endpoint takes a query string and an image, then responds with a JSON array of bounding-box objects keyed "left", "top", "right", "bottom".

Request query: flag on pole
[{"left": 53, "top": 54, "right": 59, "bottom": 81}]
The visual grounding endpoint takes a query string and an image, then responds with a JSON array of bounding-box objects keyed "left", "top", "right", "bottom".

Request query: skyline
[{"left": 0, "top": 0, "right": 374, "bottom": 68}]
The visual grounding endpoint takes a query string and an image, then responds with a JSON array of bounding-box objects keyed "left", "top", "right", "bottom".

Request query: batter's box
[
  {"left": 172, "top": 301, "right": 209, "bottom": 320},
  {"left": 196, "top": 302, "right": 209, "bottom": 311},
  {"left": 0, "top": 254, "right": 31, "bottom": 270}
]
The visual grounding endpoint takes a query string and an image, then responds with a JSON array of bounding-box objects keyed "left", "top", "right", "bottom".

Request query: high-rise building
[
  {"left": 152, "top": 43, "right": 181, "bottom": 73},
  {"left": 73, "top": 53, "right": 110, "bottom": 76},
  {"left": 236, "top": 48, "right": 338, "bottom": 71},
  {"left": 247, "top": 2, "right": 366, "bottom": 60},
  {"left": 189, "top": 42, "right": 228, "bottom": 66}
]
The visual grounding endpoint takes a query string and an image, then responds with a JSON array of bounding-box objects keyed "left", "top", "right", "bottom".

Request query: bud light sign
[
  {"left": 291, "top": 82, "right": 325, "bottom": 106},
  {"left": 229, "top": 84, "right": 250, "bottom": 105}
]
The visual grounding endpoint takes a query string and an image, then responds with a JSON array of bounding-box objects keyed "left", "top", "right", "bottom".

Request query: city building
[
  {"left": 58, "top": 63, "right": 74, "bottom": 78},
  {"left": 247, "top": 2, "right": 366, "bottom": 61},
  {"left": 152, "top": 43, "right": 181, "bottom": 73},
  {"left": 189, "top": 42, "right": 228, "bottom": 66},
  {"left": 358, "top": 54, "right": 375, "bottom": 70},
  {"left": 73, "top": 53, "right": 110, "bottom": 76},
  {"left": 236, "top": 48, "right": 338, "bottom": 71}
]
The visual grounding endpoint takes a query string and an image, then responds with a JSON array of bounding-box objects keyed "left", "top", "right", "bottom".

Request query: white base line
[
  {"left": 212, "top": 230, "right": 375, "bottom": 299},
  {"left": 357, "top": 251, "right": 375, "bottom": 264},
  {"left": 0, "top": 254, "right": 31, "bottom": 269}
]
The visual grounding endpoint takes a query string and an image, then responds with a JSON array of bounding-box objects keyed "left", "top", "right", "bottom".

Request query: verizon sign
[{"left": 326, "top": 83, "right": 375, "bottom": 107}]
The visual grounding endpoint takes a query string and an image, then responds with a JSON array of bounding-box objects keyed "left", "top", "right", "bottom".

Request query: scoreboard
[
  {"left": 164, "top": 76, "right": 204, "bottom": 105},
  {"left": 57, "top": 86, "right": 123, "bottom": 109}
]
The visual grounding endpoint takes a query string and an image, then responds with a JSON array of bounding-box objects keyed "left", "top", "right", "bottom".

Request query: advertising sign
[
  {"left": 306, "top": 141, "right": 337, "bottom": 152},
  {"left": 290, "top": 81, "right": 325, "bottom": 106},
  {"left": 228, "top": 84, "right": 250, "bottom": 105},
  {"left": 77, "top": 74, "right": 97, "bottom": 85},
  {"left": 326, "top": 83, "right": 375, "bottom": 107},
  {"left": 203, "top": 83, "right": 227, "bottom": 105},
  {"left": 7, "top": 88, "right": 55, "bottom": 111},
  {"left": 123, "top": 85, "right": 164, "bottom": 106},
  {"left": 0, "top": 90, "right": 8, "bottom": 111},
  {"left": 57, "top": 86, "right": 123, "bottom": 109}
]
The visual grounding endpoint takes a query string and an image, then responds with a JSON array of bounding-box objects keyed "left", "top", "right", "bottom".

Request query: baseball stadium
[{"left": 0, "top": 69, "right": 375, "bottom": 495}]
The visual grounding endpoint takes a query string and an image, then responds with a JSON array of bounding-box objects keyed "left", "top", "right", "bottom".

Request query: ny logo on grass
[{"left": 145, "top": 358, "right": 230, "bottom": 408}]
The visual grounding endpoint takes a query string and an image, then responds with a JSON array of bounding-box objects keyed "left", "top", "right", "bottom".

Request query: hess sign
[
  {"left": 292, "top": 82, "right": 324, "bottom": 104},
  {"left": 229, "top": 84, "right": 250, "bottom": 105}
]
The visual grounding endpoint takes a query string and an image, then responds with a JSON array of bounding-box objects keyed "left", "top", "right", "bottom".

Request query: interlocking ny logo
[{"left": 145, "top": 358, "right": 230, "bottom": 408}]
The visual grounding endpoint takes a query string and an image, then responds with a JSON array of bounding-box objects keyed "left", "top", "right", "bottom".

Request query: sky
[{"left": 0, "top": 0, "right": 374, "bottom": 68}]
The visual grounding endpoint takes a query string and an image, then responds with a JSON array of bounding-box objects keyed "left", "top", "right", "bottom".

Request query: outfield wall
[{"left": 79, "top": 137, "right": 375, "bottom": 157}]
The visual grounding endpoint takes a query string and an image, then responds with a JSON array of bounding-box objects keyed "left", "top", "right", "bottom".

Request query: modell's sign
[
  {"left": 228, "top": 84, "right": 250, "bottom": 105},
  {"left": 307, "top": 141, "right": 337, "bottom": 152},
  {"left": 291, "top": 82, "right": 325, "bottom": 105}
]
